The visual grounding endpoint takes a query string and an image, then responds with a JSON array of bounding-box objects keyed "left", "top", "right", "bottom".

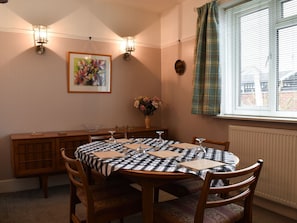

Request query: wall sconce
[
  {"left": 33, "top": 25, "right": 48, "bottom": 55},
  {"left": 0, "top": 0, "right": 8, "bottom": 3},
  {"left": 123, "top": 36, "right": 135, "bottom": 60}
]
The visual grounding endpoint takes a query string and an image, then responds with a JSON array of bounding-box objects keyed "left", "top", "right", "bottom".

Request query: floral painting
[{"left": 68, "top": 52, "right": 112, "bottom": 93}]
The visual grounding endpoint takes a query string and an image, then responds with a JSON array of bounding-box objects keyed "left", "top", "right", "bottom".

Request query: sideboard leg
[{"left": 39, "top": 175, "right": 48, "bottom": 198}]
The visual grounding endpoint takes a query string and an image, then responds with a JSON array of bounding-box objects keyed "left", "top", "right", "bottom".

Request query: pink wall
[
  {"left": 1, "top": 31, "right": 297, "bottom": 182},
  {"left": 0, "top": 32, "right": 162, "bottom": 179}
]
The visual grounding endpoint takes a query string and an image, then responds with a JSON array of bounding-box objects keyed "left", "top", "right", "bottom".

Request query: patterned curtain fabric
[{"left": 192, "top": 1, "right": 220, "bottom": 115}]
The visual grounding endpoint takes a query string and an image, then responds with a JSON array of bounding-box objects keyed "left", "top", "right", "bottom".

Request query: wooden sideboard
[{"left": 10, "top": 127, "right": 168, "bottom": 198}]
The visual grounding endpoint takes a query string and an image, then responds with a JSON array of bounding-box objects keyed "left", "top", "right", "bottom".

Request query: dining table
[{"left": 75, "top": 137, "right": 239, "bottom": 223}]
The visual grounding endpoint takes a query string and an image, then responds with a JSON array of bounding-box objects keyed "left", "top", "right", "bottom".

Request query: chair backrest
[
  {"left": 194, "top": 159, "right": 264, "bottom": 223},
  {"left": 89, "top": 135, "right": 109, "bottom": 143},
  {"left": 89, "top": 133, "right": 125, "bottom": 143},
  {"left": 60, "top": 148, "right": 95, "bottom": 212},
  {"left": 192, "top": 137, "right": 230, "bottom": 151}
]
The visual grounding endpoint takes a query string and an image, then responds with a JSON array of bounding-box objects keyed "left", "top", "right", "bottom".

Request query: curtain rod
[
  {"left": 193, "top": 0, "right": 218, "bottom": 12},
  {"left": 193, "top": 0, "right": 251, "bottom": 12}
]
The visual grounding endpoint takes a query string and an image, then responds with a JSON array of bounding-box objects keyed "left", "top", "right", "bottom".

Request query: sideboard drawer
[{"left": 11, "top": 138, "right": 56, "bottom": 177}]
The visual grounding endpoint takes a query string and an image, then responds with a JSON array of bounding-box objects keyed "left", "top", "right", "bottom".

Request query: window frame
[{"left": 220, "top": 0, "right": 297, "bottom": 120}]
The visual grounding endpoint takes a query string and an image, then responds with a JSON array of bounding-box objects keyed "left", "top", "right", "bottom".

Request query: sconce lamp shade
[
  {"left": 33, "top": 25, "right": 48, "bottom": 55},
  {"left": 123, "top": 36, "right": 135, "bottom": 60},
  {"left": 33, "top": 25, "right": 48, "bottom": 44},
  {"left": 125, "top": 36, "right": 135, "bottom": 53}
]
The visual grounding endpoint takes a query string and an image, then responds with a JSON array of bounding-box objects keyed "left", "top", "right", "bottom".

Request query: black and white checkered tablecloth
[{"left": 75, "top": 138, "right": 237, "bottom": 181}]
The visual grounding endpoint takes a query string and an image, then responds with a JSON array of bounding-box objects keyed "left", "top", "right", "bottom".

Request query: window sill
[{"left": 216, "top": 114, "right": 297, "bottom": 124}]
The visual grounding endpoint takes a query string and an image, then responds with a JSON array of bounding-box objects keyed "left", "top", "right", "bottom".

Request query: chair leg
[{"left": 70, "top": 191, "right": 76, "bottom": 223}]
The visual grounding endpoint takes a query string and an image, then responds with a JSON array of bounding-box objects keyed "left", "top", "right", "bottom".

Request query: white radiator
[{"left": 228, "top": 125, "right": 297, "bottom": 209}]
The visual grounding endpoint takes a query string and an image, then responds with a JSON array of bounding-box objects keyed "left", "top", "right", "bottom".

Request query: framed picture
[{"left": 68, "top": 52, "right": 112, "bottom": 93}]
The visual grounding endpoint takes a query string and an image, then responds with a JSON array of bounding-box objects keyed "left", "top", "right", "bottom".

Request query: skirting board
[
  {"left": 0, "top": 174, "right": 69, "bottom": 193},
  {"left": 254, "top": 196, "right": 297, "bottom": 221}
]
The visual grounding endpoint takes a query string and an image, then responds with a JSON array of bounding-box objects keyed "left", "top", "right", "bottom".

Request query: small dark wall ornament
[{"left": 174, "top": 59, "right": 186, "bottom": 75}]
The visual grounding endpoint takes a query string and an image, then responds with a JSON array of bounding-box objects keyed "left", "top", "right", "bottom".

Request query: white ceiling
[
  {"left": 4, "top": 0, "right": 186, "bottom": 14},
  {"left": 4, "top": 0, "right": 188, "bottom": 25},
  {"left": 3, "top": 0, "right": 189, "bottom": 37},
  {"left": 97, "top": 0, "right": 187, "bottom": 14}
]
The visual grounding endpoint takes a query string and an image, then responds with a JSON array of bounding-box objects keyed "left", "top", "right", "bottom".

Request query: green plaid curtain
[{"left": 192, "top": 1, "right": 220, "bottom": 115}]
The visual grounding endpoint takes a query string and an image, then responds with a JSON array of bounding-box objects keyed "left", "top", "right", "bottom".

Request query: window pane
[
  {"left": 239, "top": 9, "right": 269, "bottom": 108},
  {"left": 277, "top": 25, "right": 297, "bottom": 111},
  {"left": 282, "top": 0, "right": 297, "bottom": 18}
]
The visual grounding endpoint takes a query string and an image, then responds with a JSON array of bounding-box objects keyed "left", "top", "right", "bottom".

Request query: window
[{"left": 221, "top": 0, "right": 297, "bottom": 119}]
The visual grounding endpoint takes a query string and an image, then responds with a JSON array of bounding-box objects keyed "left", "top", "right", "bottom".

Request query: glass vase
[{"left": 144, "top": 115, "right": 151, "bottom": 129}]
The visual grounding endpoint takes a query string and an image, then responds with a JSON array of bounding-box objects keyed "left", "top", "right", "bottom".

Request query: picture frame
[{"left": 68, "top": 52, "right": 112, "bottom": 93}]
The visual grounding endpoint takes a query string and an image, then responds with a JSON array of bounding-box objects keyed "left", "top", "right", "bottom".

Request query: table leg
[
  {"left": 141, "top": 181, "right": 155, "bottom": 223},
  {"left": 39, "top": 175, "right": 48, "bottom": 198}
]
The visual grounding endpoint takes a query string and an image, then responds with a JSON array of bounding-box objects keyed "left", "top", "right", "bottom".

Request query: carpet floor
[{"left": 0, "top": 184, "right": 295, "bottom": 223}]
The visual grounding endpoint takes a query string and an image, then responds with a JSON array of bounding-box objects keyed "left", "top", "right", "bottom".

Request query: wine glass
[
  {"left": 136, "top": 138, "right": 144, "bottom": 153},
  {"left": 156, "top": 130, "right": 164, "bottom": 149},
  {"left": 195, "top": 137, "right": 206, "bottom": 158},
  {"left": 108, "top": 130, "right": 116, "bottom": 143}
]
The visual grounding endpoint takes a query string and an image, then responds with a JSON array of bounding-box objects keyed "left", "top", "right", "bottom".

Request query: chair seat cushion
[
  {"left": 77, "top": 183, "right": 142, "bottom": 218},
  {"left": 154, "top": 193, "right": 244, "bottom": 223},
  {"left": 160, "top": 178, "right": 204, "bottom": 197}
]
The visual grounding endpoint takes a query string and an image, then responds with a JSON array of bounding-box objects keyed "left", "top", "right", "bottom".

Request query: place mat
[
  {"left": 104, "top": 140, "right": 116, "bottom": 143},
  {"left": 93, "top": 151, "right": 125, "bottom": 159},
  {"left": 147, "top": 150, "right": 181, "bottom": 159},
  {"left": 179, "top": 159, "right": 224, "bottom": 171},
  {"left": 124, "top": 143, "right": 151, "bottom": 150},
  {"left": 170, "top": 143, "right": 198, "bottom": 149}
]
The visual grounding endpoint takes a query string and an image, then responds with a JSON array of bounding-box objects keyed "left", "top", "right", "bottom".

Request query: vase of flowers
[{"left": 134, "top": 96, "right": 162, "bottom": 128}]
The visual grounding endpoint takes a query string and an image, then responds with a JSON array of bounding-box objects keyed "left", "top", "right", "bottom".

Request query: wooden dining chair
[
  {"left": 87, "top": 134, "right": 131, "bottom": 185},
  {"left": 88, "top": 133, "right": 125, "bottom": 143},
  {"left": 155, "top": 138, "right": 230, "bottom": 201},
  {"left": 61, "top": 148, "right": 142, "bottom": 223},
  {"left": 154, "top": 159, "right": 264, "bottom": 223},
  {"left": 195, "top": 138, "right": 230, "bottom": 151}
]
